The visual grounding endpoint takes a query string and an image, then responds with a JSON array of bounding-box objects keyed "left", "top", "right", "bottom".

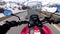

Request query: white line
[{"left": 52, "top": 24, "right": 60, "bottom": 31}]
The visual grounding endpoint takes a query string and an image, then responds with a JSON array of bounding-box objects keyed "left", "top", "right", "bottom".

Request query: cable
[{"left": 11, "top": 14, "right": 20, "bottom": 20}]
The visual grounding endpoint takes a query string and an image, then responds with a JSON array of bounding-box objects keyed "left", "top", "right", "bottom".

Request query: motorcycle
[
  {"left": 2, "top": 10, "right": 60, "bottom": 34},
  {"left": 0, "top": 2, "right": 60, "bottom": 34}
]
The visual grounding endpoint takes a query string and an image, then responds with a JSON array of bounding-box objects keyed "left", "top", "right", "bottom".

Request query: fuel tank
[{"left": 21, "top": 25, "right": 52, "bottom": 34}]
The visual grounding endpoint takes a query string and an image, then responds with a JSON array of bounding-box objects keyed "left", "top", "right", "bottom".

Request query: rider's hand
[
  {"left": 5, "top": 21, "right": 19, "bottom": 27},
  {"left": 44, "top": 17, "right": 54, "bottom": 24},
  {"left": 0, "top": 21, "right": 19, "bottom": 34}
]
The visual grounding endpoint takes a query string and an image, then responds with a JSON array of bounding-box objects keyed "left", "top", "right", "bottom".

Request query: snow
[
  {"left": 42, "top": 7, "right": 57, "bottom": 13},
  {"left": 2, "top": 0, "right": 60, "bottom": 13}
]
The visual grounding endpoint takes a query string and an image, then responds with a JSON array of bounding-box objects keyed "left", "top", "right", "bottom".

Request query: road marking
[{"left": 52, "top": 24, "right": 60, "bottom": 31}]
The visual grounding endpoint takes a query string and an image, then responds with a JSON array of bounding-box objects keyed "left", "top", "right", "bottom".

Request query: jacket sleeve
[
  {"left": 0, "top": 24, "right": 11, "bottom": 34},
  {"left": 0, "top": 21, "right": 20, "bottom": 34}
]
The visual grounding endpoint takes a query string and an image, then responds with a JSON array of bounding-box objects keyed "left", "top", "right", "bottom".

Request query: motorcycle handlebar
[
  {"left": 5, "top": 17, "right": 60, "bottom": 27},
  {"left": 41, "top": 17, "right": 60, "bottom": 24},
  {"left": 5, "top": 21, "right": 29, "bottom": 26},
  {"left": 53, "top": 18, "right": 60, "bottom": 24}
]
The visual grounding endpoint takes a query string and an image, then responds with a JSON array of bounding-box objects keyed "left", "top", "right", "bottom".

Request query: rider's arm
[
  {"left": 0, "top": 20, "right": 28, "bottom": 34},
  {"left": 0, "top": 24, "right": 11, "bottom": 34},
  {"left": 0, "top": 21, "right": 19, "bottom": 34}
]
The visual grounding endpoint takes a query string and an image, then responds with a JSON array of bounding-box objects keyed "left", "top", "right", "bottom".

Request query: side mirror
[
  {"left": 57, "top": 6, "right": 60, "bottom": 13},
  {"left": 3, "top": 9, "right": 12, "bottom": 16}
]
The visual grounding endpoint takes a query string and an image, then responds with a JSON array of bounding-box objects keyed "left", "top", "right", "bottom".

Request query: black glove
[
  {"left": 0, "top": 21, "right": 19, "bottom": 34},
  {"left": 5, "top": 21, "right": 19, "bottom": 27}
]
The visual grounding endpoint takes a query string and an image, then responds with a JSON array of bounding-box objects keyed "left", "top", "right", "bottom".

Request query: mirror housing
[{"left": 3, "top": 9, "right": 12, "bottom": 16}]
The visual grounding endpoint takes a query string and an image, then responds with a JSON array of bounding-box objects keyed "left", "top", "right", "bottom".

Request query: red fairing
[
  {"left": 21, "top": 25, "right": 52, "bottom": 34},
  {"left": 43, "top": 25, "right": 52, "bottom": 34},
  {"left": 21, "top": 26, "right": 29, "bottom": 34}
]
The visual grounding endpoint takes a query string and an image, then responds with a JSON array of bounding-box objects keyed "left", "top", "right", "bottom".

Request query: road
[{"left": 0, "top": 9, "right": 60, "bottom": 34}]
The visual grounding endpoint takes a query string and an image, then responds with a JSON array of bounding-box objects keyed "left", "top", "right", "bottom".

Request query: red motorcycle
[
  {"left": 4, "top": 14, "right": 60, "bottom": 34},
  {"left": 3, "top": 10, "right": 60, "bottom": 34},
  {"left": 21, "top": 14, "right": 52, "bottom": 34}
]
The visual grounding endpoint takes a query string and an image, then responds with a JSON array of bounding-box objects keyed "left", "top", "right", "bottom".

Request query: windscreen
[{"left": 26, "top": 1, "right": 42, "bottom": 18}]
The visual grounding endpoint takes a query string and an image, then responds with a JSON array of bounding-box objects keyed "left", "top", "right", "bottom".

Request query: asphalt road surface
[{"left": 1, "top": 9, "right": 60, "bottom": 34}]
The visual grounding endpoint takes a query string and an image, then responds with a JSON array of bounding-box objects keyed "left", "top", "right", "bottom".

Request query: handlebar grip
[
  {"left": 20, "top": 21, "right": 29, "bottom": 24},
  {"left": 5, "top": 21, "right": 19, "bottom": 27},
  {"left": 53, "top": 18, "right": 60, "bottom": 24},
  {"left": 5, "top": 21, "right": 29, "bottom": 26}
]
